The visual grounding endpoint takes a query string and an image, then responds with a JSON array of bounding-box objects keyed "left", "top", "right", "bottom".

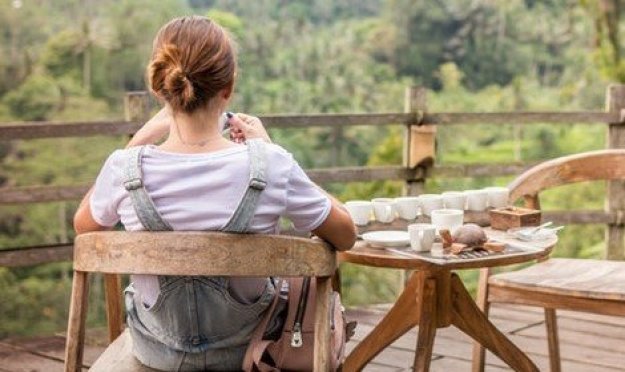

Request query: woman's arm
[
  {"left": 312, "top": 194, "right": 357, "bottom": 251},
  {"left": 73, "top": 107, "right": 174, "bottom": 234}
]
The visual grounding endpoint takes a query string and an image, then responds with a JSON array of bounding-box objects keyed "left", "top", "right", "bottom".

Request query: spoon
[{"left": 522, "top": 221, "right": 553, "bottom": 236}]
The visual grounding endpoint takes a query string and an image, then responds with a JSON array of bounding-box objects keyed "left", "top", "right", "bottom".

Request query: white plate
[
  {"left": 507, "top": 227, "right": 559, "bottom": 242},
  {"left": 362, "top": 230, "right": 410, "bottom": 248}
]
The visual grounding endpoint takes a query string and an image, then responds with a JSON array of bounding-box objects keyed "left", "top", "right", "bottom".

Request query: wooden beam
[
  {"left": 0, "top": 120, "right": 142, "bottom": 140},
  {"left": 404, "top": 86, "right": 431, "bottom": 197},
  {"left": 306, "top": 166, "right": 420, "bottom": 184},
  {"left": 0, "top": 244, "right": 73, "bottom": 267},
  {"left": 0, "top": 184, "right": 90, "bottom": 204},
  {"left": 123, "top": 91, "right": 150, "bottom": 123},
  {"left": 1, "top": 111, "right": 620, "bottom": 141},
  {"left": 422, "top": 112, "right": 621, "bottom": 125},
  {"left": 606, "top": 84, "right": 625, "bottom": 260},
  {"left": 431, "top": 162, "right": 537, "bottom": 178}
]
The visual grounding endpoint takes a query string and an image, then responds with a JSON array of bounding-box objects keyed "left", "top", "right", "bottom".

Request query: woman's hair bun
[
  {"left": 147, "top": 16, "right": 236, "bottom": 113},
  {"left": 149, "top": 44, "right": 196, "bottom": 112}
]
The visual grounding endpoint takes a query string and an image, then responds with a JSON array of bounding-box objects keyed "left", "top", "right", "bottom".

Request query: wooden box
[{"left": 489, "top": 207, "right": 541, "bottom": 231}]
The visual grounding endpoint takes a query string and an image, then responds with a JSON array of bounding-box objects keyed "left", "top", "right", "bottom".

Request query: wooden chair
[
  {"left": 63, "top": 231, "right": 337, "bottom": 372},
  {"left": 472, "top": 149, "right": 625, "bottom": 372}
]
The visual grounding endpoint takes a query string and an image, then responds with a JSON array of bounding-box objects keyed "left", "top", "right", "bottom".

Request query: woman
[{"left": 73, "top": 16, "right": 356, "bottom": 371}]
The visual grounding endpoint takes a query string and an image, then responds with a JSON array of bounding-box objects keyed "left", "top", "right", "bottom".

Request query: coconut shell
[{"left": 452, "top": 224, "right": 487, "bottom": 246}]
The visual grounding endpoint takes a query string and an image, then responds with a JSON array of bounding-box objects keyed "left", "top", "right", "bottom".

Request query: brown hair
[{"left": 148, "top": 16, "right": 236, "bottom": 113}]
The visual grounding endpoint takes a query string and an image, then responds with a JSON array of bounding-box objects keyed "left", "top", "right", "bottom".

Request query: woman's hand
[
  {"left": 127, "top": 106, "right": 173, "bottom": 148},
  {"left": 228, "top": 113, "right": 272, "bottom": 143}
]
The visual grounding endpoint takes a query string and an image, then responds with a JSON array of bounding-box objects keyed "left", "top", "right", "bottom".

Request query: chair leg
[
  {"left": 545, "top": 308, "right": 562, "bottom": 372},
  {"left": 64, "top": 271, "right": 89, "bottom": 372},
  {"left": 471, "top": 267, "right": 491, "bottom": 372},
  {"left": 104, "top": 274, "right": 123, "bottom": 343},
  {"left": 314, "top": 276, "right": 332, "bottom": 372}
]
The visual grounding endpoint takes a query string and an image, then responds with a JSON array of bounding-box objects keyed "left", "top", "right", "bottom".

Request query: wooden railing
[{"left": 2, "top": 85, "right": 625, "bottom": 267}]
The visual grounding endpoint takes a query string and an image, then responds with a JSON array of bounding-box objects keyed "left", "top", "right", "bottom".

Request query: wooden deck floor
[{"left": 1, "top": 303, "right": 624, "bottom": 371}]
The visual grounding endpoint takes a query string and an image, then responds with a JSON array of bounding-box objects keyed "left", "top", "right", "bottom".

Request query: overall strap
[
  {"left": 222, "top": 139, "right": 268, "bottom": 233},
  {"left": 123, "top": 146, "right": 173, "bottom": 231}
]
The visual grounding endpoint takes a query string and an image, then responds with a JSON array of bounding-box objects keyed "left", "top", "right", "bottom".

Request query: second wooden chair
[{"left": 472, "top": 149, "right": 625, "bottom": 372}]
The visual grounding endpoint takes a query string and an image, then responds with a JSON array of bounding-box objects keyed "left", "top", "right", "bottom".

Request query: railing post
[
  {"left": 124, "top": 91, "right": 151, "bottom": 123},
  {"left": 605, "top": 84, "right": 625, "bottom": 260},
  {"left": 403, "top": 86, "right": 434, "bottom": 196}
]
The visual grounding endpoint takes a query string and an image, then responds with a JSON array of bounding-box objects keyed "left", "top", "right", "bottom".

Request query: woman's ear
[{"left": 221, "top": 81, "right": 234, "bottom": 100}]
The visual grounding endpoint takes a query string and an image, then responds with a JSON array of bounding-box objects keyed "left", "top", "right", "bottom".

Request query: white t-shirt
[{"left": 90, "top": 143, "right": 331, "bottom": 306}]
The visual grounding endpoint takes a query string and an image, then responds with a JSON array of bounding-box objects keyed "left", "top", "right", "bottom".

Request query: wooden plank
[
  {"left": 422, "top": 111, "right": 621, "bottom": 125},
  {"left": 606, "top": 84, "right": 625, "bottom": 260},
  {"left": 0, "top": 244, "right": 73, "bottom": 267},
  {"left": 103, "top": 274, "right": 123, "bottom": 343},
  {"left": 432, "top": 162, "right": 535, "bottom": 178},
  {"left": 0, "top": 342, "right": 67, "bottom": 371},
  {"left": 488, "top": 285, "right": 625, "bottom": 317},
  {"left": 0, "top": 113, "right": 415, "bottom": 140},
  {"left": 64, "top": 270, "right": 89, "bottom": 372},
  {"left": 306, "top": 166, "right": 420, "bottom": 184},
  {"left": 517, "top": 321, "right": 625, "bottom": 354},
  {"left": 1, "top": 111, "right": 620, "bottom": 141},
  {"left": 1, "top": 335, "right": 103, "bottom": 368},
  {"left": 493, "top": 303, "right": 625, "bottom": 327},
  {"left": 508, "top": 149, "right": 625, "bottom": 204},
  {"left": 489, "top": 258, "right": 625, "bottom": 301},
  {"left": 74, "top": 231, "right": 337, "bottom": 276},
  {"left": 124, "top": 92, "right": 150, "bottom": 123},
  {"left": 404, "top": 86, "right": 434, "bottom": 170},
  {"left": 0, "top": 120, "right": 142, "bottom": 140},
  {"left": 314, "top": 277, "right": 332, "bottom": 371},
  {"left": 0, "top": 184, "right": 90, "bottom": 204},
  {"left": 263, "top": 113, "right": 417, "bottom": 128}
]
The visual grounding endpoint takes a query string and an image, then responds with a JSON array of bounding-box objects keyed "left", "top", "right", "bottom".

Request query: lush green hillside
[{"left": 0, "top": 0, "right": 619, "bottom": 336}]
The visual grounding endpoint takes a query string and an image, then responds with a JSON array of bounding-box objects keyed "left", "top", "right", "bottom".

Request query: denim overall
[{"left": 122, "top": 140, "right": 276, "bottom": 371}]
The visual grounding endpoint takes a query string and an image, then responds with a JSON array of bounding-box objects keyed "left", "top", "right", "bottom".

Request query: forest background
[{"left": 0, "top": 0, "right": 623, "bottom": 337}]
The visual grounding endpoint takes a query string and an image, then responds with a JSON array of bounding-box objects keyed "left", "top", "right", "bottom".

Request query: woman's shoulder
[{"left": 264, "top": 142, "right": 295, "bottom": 163}]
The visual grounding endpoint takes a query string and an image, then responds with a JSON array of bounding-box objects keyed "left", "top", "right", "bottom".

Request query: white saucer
[{"left": 362, "top": 230, "right": 410, "bottom": 248}]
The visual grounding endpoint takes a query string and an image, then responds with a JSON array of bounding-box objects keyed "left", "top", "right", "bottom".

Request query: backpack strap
[
  {"left": 242, "top": 279, "right": 284, "bottom": 372},
  {"left": 222, "top": 139, "right": 268, "bottom": 233},
  {"left": 123, "top": 146, "right": 173, "bottom": 231}
]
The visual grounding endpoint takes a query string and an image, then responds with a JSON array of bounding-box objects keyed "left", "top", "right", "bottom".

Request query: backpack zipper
[{"left": 291, "top": 277, "right": 311, "bottom": 347}]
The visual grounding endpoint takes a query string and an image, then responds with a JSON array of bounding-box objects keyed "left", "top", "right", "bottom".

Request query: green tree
[{"left": 3, "top": 75, "right": 60, "bottom": 121}]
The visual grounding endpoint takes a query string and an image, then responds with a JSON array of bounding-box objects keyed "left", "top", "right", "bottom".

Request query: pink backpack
[{"left": 242, "top": 277, "right": 355, "bottom": 371}]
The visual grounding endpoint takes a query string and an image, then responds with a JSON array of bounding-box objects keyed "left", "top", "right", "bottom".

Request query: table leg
[
  {"left": 343, "top": 273, "right": 421, "bottom": 371},
  {"left": 413, "top": 275, "right": 437, "bottom": 372},
  {"left": 450, "top": 274, "right": 539, "bottom": 372}
]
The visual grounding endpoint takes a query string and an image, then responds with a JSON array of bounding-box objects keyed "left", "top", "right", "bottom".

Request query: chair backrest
[
  {"left": 508, "top": 149, "right": 625, "bottom": 209},
  {"left": 74, "top": 231, "right": 336, "bottom": 277},
  {"left": 65, "top": 231, "right": 337, "bottom": 372}
]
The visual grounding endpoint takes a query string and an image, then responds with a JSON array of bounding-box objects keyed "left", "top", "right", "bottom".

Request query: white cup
[
  {"left": 465, "top": 190, "right": 488, "bottom": 211},
  {"left": 442, "top": 191, "right": 466, "bottom": 210},
  {"left": 372, "top": 198, "right": 395, "bottom": 223},
  {"left": 484, "top": 187, "right": 509, "bottom": 209},
  {"left": 430, "top": 209, "right": 464, "bottom": 234},
  {"left": 394, "top": 196, "right": 420, "bottom": 220},
  {"left": 345, "top": 201, "right": 373, "bottom": 226},
  {"left": 418, "top": 194, "right": 444, "bottom": 217},
  {"left": 408, "top": 223, "right": 436, "bottom": 252}
]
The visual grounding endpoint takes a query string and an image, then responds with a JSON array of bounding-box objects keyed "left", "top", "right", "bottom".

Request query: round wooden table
[{"left": 339, "top": 228, "right": 557, "bottom": 372}]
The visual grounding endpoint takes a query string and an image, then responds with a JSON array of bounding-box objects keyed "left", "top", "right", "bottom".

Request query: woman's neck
[{"left": 159, "top": 107, "right": 235, "bottom": 153}]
